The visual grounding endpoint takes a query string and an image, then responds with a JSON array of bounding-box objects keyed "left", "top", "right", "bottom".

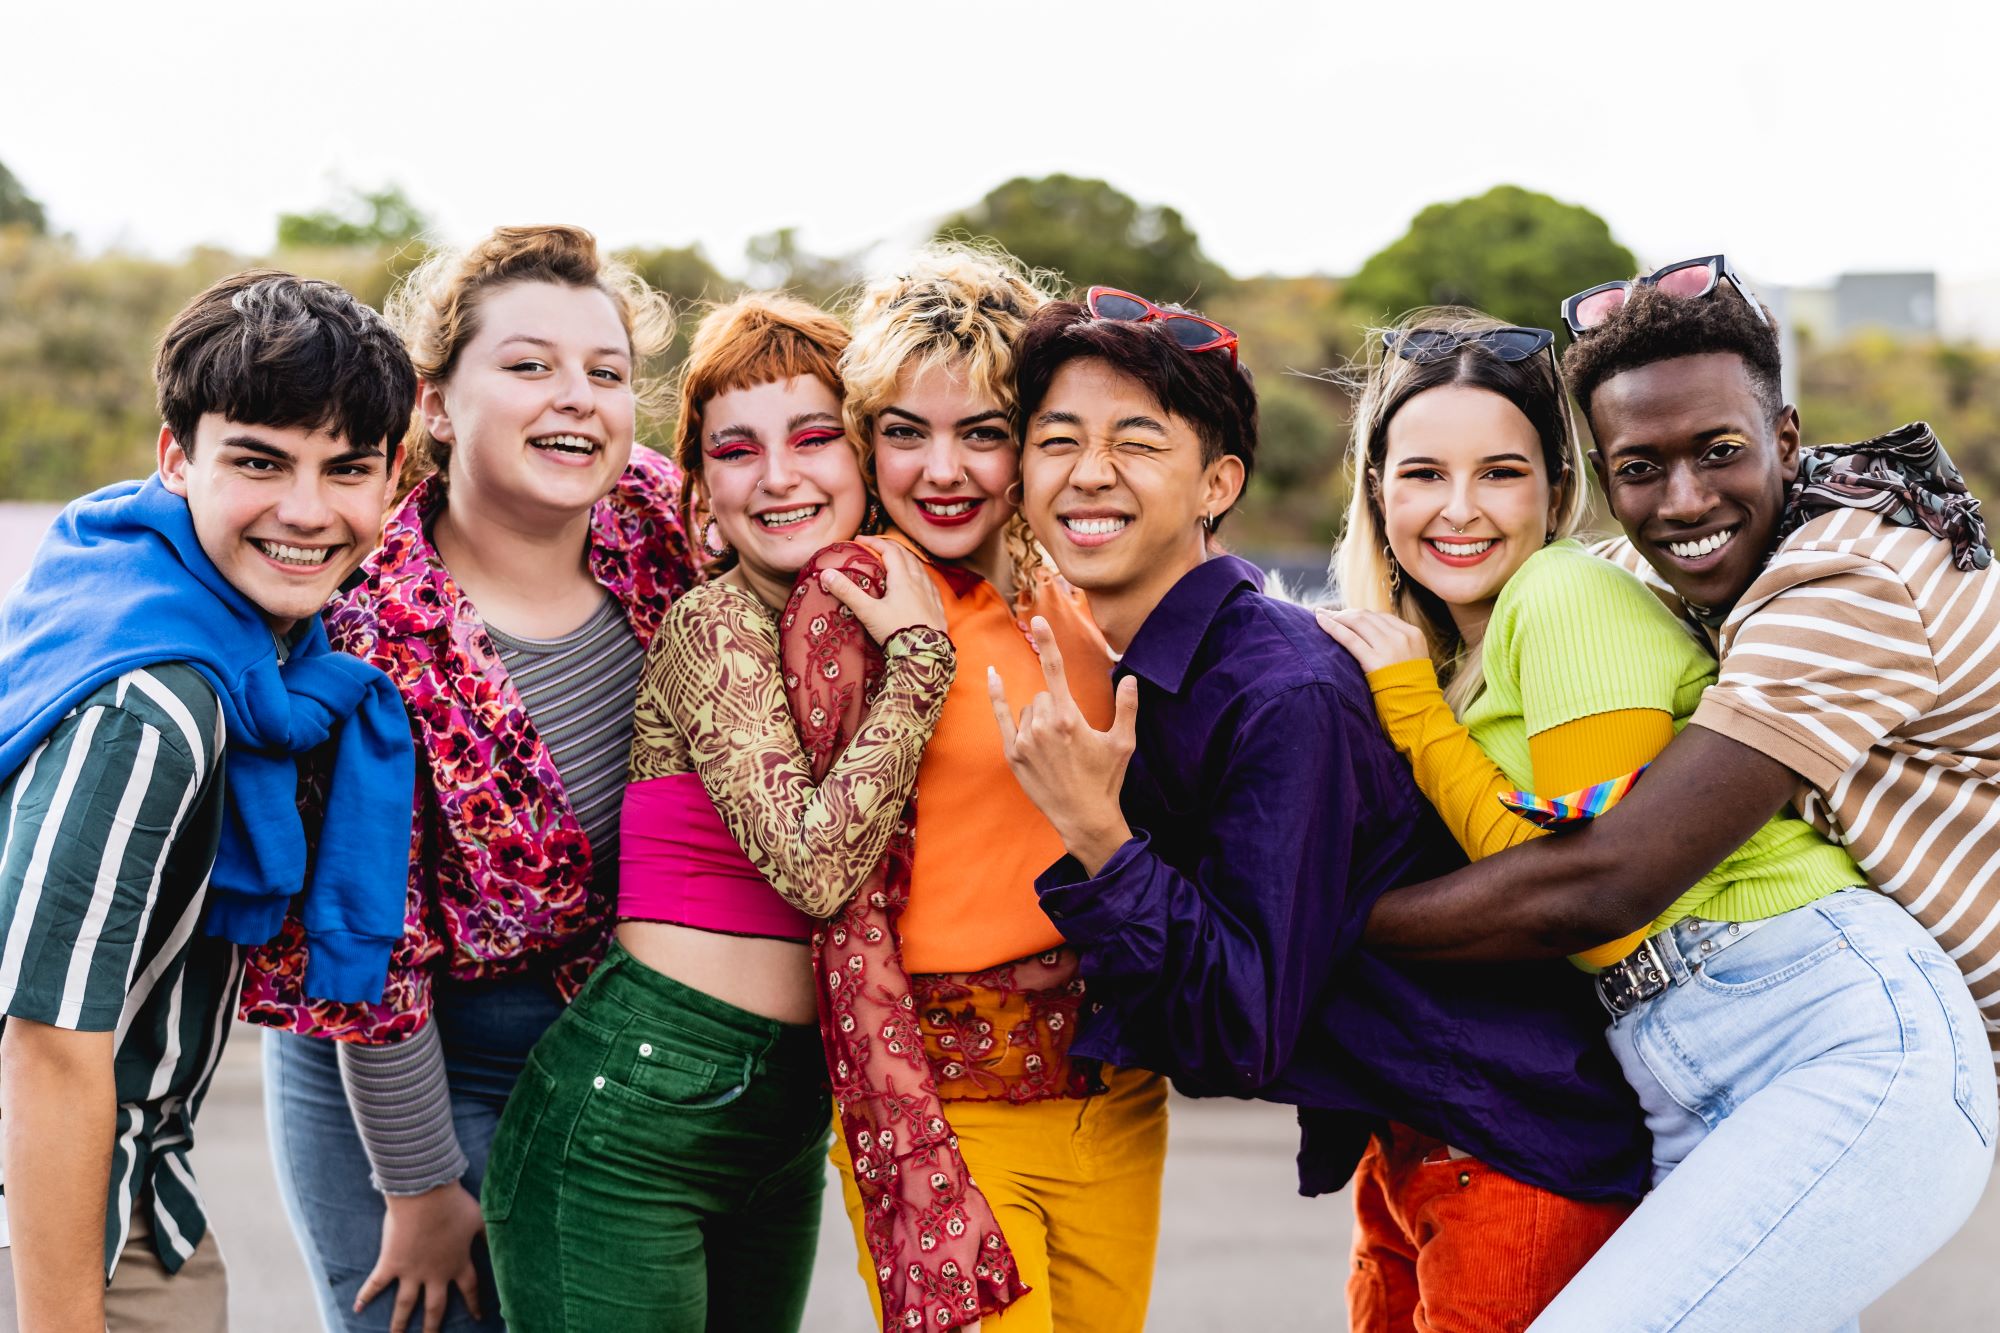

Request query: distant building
[{"left": 1833, "top": 273, "right": 1937, "bottom": 336}]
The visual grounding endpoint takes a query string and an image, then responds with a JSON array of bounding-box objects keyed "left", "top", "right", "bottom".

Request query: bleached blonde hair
[
  {"left": 841, "top": 240, "right": 1062, "bottom": 609},
  {"left": 1331, "top": 307, "right": 1589, "bottom": 712}
]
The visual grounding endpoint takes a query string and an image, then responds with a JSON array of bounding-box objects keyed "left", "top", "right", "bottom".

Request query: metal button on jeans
[
  {"left": 639, "top": 1042, "right": 653, "bottom": 1057},
  {"left": 592, "top": 1075, "right": 606, "bottom": 1089}
]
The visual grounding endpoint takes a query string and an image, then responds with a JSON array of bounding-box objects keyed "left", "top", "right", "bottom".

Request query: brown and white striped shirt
[{"left": 1605, "top": 511, "right": 2000, "bottom": 1059}]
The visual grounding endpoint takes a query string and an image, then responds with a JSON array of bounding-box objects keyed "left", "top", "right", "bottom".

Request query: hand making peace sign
[{"left": 987, "top": 615, "right": 1140, "bottom": 877}]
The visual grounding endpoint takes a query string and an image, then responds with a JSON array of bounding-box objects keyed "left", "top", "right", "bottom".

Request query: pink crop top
[{"left": 619, "top": 773, "right": 816, "bottom": 941}]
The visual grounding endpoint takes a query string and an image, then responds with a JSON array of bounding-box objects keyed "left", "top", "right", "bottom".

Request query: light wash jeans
[
  {"left": 262, "top": 972, "right": 564, "bottom": 1332},
  {"left": 1531, "top": 888, "right": 1996, "bottom": 1332}
]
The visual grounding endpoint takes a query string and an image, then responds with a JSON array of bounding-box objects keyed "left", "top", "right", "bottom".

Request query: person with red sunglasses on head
[
  {"left": 989, "top": 291, "right": 1651, "bottom": 1333},
  {"left": 1355, "top": 258, "right": 1998, "bottom": 1332}
]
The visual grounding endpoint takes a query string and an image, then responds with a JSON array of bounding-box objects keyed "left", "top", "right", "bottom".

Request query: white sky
[{"left": 5, "top": 0, "right": 1993, "bottom": 290}]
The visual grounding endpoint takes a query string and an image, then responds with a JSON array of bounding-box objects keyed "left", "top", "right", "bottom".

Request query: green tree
[
  {"left": 0, "top": 160, "right": 49, "bottom": 235},
  {"left": 936, "top": 174, "right": 1231, "bottom": 303},
  {"left": 743, "top": 228, "right": 863, "bottom": 307},
  {"left": 1344, "top": 185, "right": 1635, "bottom": 332},
  {"left": 276, "top": 184, "right": 430, "bottom": 250},
  {"left": 619, "top": 243, "right": 738, "bottom": 366}
]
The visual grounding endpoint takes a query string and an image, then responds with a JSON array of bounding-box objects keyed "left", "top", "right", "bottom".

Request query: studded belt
[{"left": 1595, "top": 913, "right": 1773, "bottom": 1018}]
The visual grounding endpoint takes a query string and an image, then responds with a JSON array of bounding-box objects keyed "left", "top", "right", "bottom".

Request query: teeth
[
  {"left": 757, "top": 505, "right": 821, "bottom": 527},
  {"left": 531, "top": 434, "right": 597, "bottom": 455},
  {"left": 1667, "top": 528, "right": 1736, "bottom": 559},
  {"left": 1062, "top": 516, "right": 1128, "bottom": 535},
  {"left": 920, "top": 499, "right": 977, "bottom": 517},
  {"left": 1429, "top": 538, "right": 1495, "bottom": 556},
  {"left": 255, "top": 541, "right": 332, "bottom": 567}
]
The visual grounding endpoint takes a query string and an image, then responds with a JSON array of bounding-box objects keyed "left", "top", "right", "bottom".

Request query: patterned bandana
[{"left": 1781, "top": 421, "right": 1991, "bottom": 573}]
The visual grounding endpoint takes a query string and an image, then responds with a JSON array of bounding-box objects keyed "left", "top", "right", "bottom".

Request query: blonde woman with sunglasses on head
[{"left": 1319, "top": 307, "right": 1869, "bottom": 1332}]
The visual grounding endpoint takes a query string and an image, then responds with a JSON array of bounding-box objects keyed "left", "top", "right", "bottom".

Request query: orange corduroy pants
[{"left": 1346, "top": 1123, "right": 1634, "bottom": 1333}]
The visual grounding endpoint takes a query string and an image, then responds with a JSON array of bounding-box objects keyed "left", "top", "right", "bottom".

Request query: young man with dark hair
[
  {"left": 990, "top": 295, "right": 1651, "bottom": 1327},
  {"left": 1365, "top": 261, "right": 1998, "bottom": 1327},
  {"left": 0, "top": 271, "right": 419, "bottom": 1331}
]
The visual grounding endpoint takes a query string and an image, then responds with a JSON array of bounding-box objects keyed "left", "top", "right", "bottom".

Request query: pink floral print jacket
[{"left": 239, "top": 448, "right": 692, "bottom": 1043}]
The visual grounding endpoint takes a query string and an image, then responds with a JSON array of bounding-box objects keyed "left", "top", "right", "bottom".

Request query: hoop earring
[
  {"left": 1200, "top": 511, "right": 1216, "bottom": 534},
  {"left": 701, "top": 520, "right": 729, "bottom": 558},
  {"left": 1384, "top": 543, "right": 1403, "bottom": 596},
  {"left": 1003, "top": 480, "right": 1024, "bottom": 507},
  {"left": 1544, "top": 526, "right": 1557, "bottom": 545}
]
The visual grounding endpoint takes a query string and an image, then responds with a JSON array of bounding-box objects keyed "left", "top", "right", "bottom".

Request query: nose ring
[{"left": 1448, "top": 521, "right": 1468, "bottom": 534}]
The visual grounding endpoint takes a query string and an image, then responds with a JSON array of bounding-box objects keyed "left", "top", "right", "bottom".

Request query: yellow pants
[{"left": 828, "top": 1063, "right": 1169, "bottom": 1332}]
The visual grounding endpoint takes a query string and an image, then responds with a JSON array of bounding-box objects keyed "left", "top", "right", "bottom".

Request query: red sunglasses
[{"left": 1085, "top": 286, "right": 1239, "bottom": 365}]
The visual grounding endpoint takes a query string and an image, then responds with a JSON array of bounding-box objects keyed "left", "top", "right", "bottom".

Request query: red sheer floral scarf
[{"left": 780, "top": 543, "right": 1028, "bottom": 1331}]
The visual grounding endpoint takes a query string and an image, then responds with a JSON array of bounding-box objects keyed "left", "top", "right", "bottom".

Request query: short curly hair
[{"left": 1562, "top": 281, "right": 1784, "bottom": 421}]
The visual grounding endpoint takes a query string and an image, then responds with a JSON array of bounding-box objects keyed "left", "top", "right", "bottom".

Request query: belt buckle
[{"left": 1597, "top": 936, "right": 1670, "bottom": 1017}]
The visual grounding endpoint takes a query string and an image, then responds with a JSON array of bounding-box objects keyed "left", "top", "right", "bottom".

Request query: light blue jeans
[
  {"left": 1530, "top": 889, "right": 1995, "bottom": 1332},
  {"left": 262, "top": 972, "right": 565, "bottom": 1332}
]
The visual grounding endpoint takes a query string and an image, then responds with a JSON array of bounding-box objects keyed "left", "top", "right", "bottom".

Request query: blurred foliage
[
  {"left": 0, "top": 161, "right": 48, "bottom": 235},
  {"left": 277, "top": 184, "right": 429, "bottom": 251},
  {"left": 1344, "top": 185, "right": 1636, "bottom": 333},
  {"left": 744, "top": 228, "right": 864, "bottom": 308},
  {"left": 2, "top": 165, "right": 1992, "bottom": 563},
  {"left": 937, "top": 174, "right": 1231, "bottom": 305}
]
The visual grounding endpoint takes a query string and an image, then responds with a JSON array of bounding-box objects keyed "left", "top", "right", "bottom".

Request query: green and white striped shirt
[{"left": 0, "top": 663, "right": 238, "bottom": 1278}]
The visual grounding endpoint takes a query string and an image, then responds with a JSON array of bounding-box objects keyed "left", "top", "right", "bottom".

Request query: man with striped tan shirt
[
  {"left": 1358, "top": 267, "right": 1995, "bottom": 1324},
  {"left": 0, "top": 273, "right": 415, "bottom": 1332}
]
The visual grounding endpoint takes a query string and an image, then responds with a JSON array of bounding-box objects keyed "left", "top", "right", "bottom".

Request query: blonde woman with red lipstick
[
  {"left": 814, "top": 245, "right": 1169, "bottom": 1333},
  {"left": 1315, "top": 309, "right": 1863, "bottom": 1330}
]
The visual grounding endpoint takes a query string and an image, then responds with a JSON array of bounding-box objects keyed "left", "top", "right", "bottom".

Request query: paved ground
[{"left": 195, "top": 1026, "right": 1998, "bottom": 1331}]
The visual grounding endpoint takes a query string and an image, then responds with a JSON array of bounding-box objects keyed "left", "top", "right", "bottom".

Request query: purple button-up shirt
[{"left": 1037, "top": 556, "right": 1648, "bottom": 1201}]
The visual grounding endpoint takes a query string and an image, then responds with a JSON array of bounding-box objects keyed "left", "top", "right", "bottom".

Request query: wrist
[{"left": 1062, "top": 818, "right": 1132, "bottom": 877}]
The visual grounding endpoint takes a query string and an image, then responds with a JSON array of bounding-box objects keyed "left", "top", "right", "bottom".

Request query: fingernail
[{"left": 819, "top": 572, "right": 833, "bottom": 590}]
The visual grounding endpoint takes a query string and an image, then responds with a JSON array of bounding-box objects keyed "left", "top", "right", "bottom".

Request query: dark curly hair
[{"left": 1562, "top": 281, "right": 1784, "bottom": 422}]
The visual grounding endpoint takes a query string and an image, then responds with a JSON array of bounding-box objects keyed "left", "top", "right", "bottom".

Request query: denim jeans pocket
[
  {"left": 1690, "top": 911, "right": 1849, "bottom": 995},
  {"left": 1910, "top": 947, "right": 1997, "bottom": 1146},
  {"left": 481, "top": 1062, "right": 555, "bottom": 1224}
]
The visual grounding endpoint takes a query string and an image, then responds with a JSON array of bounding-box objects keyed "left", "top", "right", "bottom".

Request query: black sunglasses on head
[
  {"left": 1382, "top": 326, "right": 1555, "bottom": 364},
  {"left": 1561, "top": 254, "right": 1768, "bottom": 337}
]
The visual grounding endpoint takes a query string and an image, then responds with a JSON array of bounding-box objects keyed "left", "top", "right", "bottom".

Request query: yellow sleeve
[
  {"left": 1534, "top": 708, "right": 1677, "bottom": 968},
  {"left": 1365, "top": 659, "right": 1547, "bottom": 861},
  {"left": 1364, "top": 658, "right": 1675, "bottom": 966}
]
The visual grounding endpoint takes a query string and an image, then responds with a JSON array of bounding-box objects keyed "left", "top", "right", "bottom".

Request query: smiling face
[
  {"left": 1377, "top": 384, "right": 1559, "bottom": 640},
  {"left": 871, "top": 360, "right": 1016, "bottom": 576},
  {"left": 426, "top": 281, "right": 636, "bottom": 528},
  {"left": 698, "top": 375, "right": 867, "bottom": 607},
  {"left": 1021, "top": 357, "right": 1242, "bottom": 648},
  {"left": 158, "top": 415, "right": 394, "bottom": 635},
  {"left": 1588, "top": 351, "right": 1800, "bottom": 615}
]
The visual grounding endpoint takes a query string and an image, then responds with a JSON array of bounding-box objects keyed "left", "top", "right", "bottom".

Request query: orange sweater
[{"left": 894, "top": 551, "right": 1114, "bottom": 973}]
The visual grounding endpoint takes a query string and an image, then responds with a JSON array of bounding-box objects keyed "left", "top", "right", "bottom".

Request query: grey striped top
[
  {"left": 0, "top": 664, "right": 235, "bottom": 1277},
  {"left": 338, "top": 594, "right": 646, "bottom": 1195},
  {"left": 486, "top": 592, "right": 645, "bottom": 877}
]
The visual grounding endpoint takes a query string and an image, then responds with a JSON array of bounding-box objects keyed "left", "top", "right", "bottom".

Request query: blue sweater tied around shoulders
[{"left": 0, "top": 476, "right": 413, "bottom": 1003}]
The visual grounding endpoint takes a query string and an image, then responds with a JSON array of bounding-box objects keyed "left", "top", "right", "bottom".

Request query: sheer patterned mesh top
[{"left": 620, "top": 575, "right": 953, "bottom": 940}]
